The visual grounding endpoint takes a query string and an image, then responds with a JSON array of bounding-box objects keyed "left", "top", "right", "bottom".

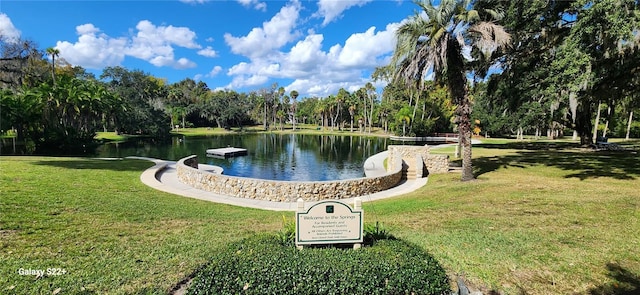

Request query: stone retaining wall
[
  {"left": 176, "top": 155, "right": 403, "bottom": 202},
  {"left": 388, "top": 145, "right": 449, "bottom": 176}
]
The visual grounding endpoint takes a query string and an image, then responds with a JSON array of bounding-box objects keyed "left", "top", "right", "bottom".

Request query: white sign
[{"left": 296, "top": 199, "right": 363, "bottom": 246}]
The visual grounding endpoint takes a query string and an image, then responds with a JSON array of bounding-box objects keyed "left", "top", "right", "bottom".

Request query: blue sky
[{"left": 0, "top": 0, "right": 418, "bottom": 98}]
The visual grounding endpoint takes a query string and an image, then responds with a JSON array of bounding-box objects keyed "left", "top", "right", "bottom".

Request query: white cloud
[
  {"left": 228, "top": 62, "right": 251, "bottom": 76},
  {"left": 125, "top": 20, "right": 201, "bottom": 68},
  {"left": 130, "top": 20, "right": 200, "bottom": 51},
  {"left": 175, "top": 57, "right": 197, "bottom": 69},
  {"left": 287, "top": 78, "right": 365, "bottom": 98},
  {"left": 149, "top": 56, "right": 196, "bottom": 69},
  {"left": 197, "top": 46, "right": 218, "bottom": 57},
  {"left": 224, "top": 0, "right": 301, "bottom": 58},
  {"left": 54, "top": 20, "right": 202, "bottom": 70},
  {"left": 179, "top": 0, "right": 210, "bottom": 4},
  {"left": 223, "top": 18, "right": 398, "bottom": 97},
  {"left": 75, "top": 23, "right": 99, "bottom": 35},
  {"left": 315, "top": 0, "right": 371, "bottom": 26},
  {"left": 229, "top": 74, "right": 269, "bottom": 88},
  {"left": 55, "top": 24, "right": 127, "bottom": 69},
  {"left": 236, "top": 0, "right": 267, "bottom": 11},
  {"left": 208, "top": 65, "right": 223, "bottom": 77},
  {"left": 284, "top": 34, "right": 327, "bottom": 72},
  {"left": 282, "top": 23, "right": 399, "bottom": 96},
  {"left": 336, "top": 23, "right": 399, "bottom": 68},
  {"left": 228, "top": 60, "right": 282, "bottom": 78},
  {"left": 0, "top": 13, "right": 21, "bottom": 43}
]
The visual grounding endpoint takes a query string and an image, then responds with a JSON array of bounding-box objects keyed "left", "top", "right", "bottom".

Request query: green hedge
[{"left": 187, "top": 234, "right": 450, "bottom": 295}]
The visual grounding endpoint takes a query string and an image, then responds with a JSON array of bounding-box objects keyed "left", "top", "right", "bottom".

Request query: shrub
[
  {"left": 364, "top": 221, "right": 396, "bottom": 245},
  {"left": 187, "top": 234, "right": 450, "bottom": 295}
]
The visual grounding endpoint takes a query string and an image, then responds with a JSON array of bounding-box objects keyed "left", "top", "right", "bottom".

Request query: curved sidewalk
[{"left": 131, "top": 151, "right": 428, "bottom": 211}]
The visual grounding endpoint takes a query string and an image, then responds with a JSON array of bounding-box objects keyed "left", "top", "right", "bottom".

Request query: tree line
[
  {"left": 0, "top": 41, "right": 456, "bottom": 154},
  {"left": 1, "top": 0, "right": 639, "bottom": 158}
]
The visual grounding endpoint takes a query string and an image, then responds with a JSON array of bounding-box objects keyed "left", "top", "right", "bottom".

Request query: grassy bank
[
  {"left": 95, "top": 125, "right": 390, "bottom": 140},
  {"left": 1, "top": 140, "right": 639, "bottom": 294},
  {"left": 94, "top": 132, "right": 149, "bottom": 142},
  {"left": 172, "top": 125, "right": 389, "bottom": 137}
]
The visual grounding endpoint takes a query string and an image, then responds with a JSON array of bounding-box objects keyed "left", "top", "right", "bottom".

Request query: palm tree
[
  {"left": 46, "top": 47, "right": 60, "bottom": 87},
  {"left": 348, "top": 104, "right": 357, "bottom": 132},
  {"left": 390, "top": 0, "right": 510, "bottom": 181},
  {"left": 396, "top": 106, "right": 412, "bottom": 137},
  {"left": 290, "top": 90, "right": 299, "bottom": 130}
]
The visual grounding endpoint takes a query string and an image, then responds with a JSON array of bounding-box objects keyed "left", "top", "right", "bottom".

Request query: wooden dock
[{"left": 206, "top": 147, "right": 248, "bottom": 158}]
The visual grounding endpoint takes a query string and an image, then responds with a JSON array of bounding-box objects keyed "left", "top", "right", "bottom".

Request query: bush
[{"left": 187, "top": 234, "right": 450, "bottom": 295}]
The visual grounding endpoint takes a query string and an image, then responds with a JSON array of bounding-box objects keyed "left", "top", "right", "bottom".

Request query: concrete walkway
[{"left": 130, "top": 151, "right": 428, "bottom": 211}]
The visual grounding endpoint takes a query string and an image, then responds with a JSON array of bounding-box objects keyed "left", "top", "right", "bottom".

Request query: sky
[{"left": 0, "top": 0, "right": 419, "bottom": 98}]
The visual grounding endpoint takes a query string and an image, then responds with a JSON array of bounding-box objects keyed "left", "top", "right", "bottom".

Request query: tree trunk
[
  {"left": 569, "top": 92, "right": 578, "bottom": 141},
  {"left": 362, "top": 96, "right": 368, "bottom": 133},
  {"left": 517, "top": 127, "right": 523, "bottom": 140},
  {"left": 576, "top": 101, "right": 594, "bottom": 145},
  {"left": 51, "top": 56, "right": 56, "bottom": 88},
  {"left": 592, "top": 101, "right": 601, "bottom": 142},
  {"left": 350, "top": 116, "right": 354, "bottom": 133},
  {"left": 410, "top": 92, "right": 419, "bottom": 133},
  {"left": 460, "top": 121, "right": 473, "bottom": 181},
  {"left": 626, "top": 111, "right": 634, "bottom": 140},
  {"left": 263, "top": 103, "right": 268, "bottom": 130},
  {"left": 603, "top": 105, "right": 611, "bottom": 138},
  {"left": 446, "top": 42, "right": 473, "bottom": 181},
  {"left": 369, "top": 97, "right": 374, "bottom": 133}
]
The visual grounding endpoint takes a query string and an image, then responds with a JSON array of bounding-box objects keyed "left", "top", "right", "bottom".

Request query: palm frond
[{"left": 468, "top": 21, "right": 511, "bottom": 59}]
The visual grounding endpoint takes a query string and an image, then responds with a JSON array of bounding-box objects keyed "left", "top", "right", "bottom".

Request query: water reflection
[{"left": 95, "top": 134, "right": 390, "bottom": 181}]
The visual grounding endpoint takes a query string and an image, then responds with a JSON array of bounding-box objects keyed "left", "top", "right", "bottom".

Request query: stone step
[
  {"left": 403, "top": 168, "right": 417, "bottom": 179},
  {"left": 448, "top": 166, "right": 462, "bottom": 173}
]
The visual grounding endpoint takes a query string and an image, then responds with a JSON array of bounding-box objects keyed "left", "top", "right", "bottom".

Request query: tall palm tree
[
  {"left": 46, "top": 47, "right": 60, "bottom": 87},
  {"left": 290, "top": 90, "right": 299, "bottom": 130},
  {"left": 390, "top": 0, "right": 510, "bottom": 181}
]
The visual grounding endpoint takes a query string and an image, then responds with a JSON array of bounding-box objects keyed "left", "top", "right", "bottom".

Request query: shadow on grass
[
  {"left": 32, "top": 158, "right": 151, "bottom": 172},
  {"left": 473, "top": 142, "right": 640, "bottom": 180},
  {"left": 589, "top": 263, "right": 640, "bottom": 295}
]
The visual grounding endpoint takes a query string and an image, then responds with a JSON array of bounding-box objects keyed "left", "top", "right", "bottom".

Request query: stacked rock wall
[{"left": 388, "top": 145, "right": 449, "bottom": 176}]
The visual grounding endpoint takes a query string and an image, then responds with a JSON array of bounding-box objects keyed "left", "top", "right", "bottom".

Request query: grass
[
  {"left": 0, "top": 157, "right": 282, "bottom": 294},
  {"left": 1, "top": 139, "right": 639, "bottom": 294},
  {"left": 365, "top": 140, "right": 640, "bottom": 294},
  {"left": 96, "top": 125, "right": 390, "bottom": 140},
  {"left": 94, "top": 132, "right": 148, "bottom": 142}
]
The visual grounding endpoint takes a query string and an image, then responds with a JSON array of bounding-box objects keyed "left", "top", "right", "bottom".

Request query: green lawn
[
  {"left": 0, "top": 158, "right": 283, "bottom": 294},
  {"left": 369, "top": 141, "right": 640, "bottom": 294},
  {"left": 1, "top": 140, "right": 639, "bottom": 294}
]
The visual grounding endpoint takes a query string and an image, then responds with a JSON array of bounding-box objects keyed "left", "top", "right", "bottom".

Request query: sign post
[{"left": 296, "top": 198, "right": 363, "bottom": 249}]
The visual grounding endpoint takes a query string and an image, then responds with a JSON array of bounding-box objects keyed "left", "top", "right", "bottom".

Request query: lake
[{"left": 95, "top": 134, "right": 393, "bottom": 181}]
